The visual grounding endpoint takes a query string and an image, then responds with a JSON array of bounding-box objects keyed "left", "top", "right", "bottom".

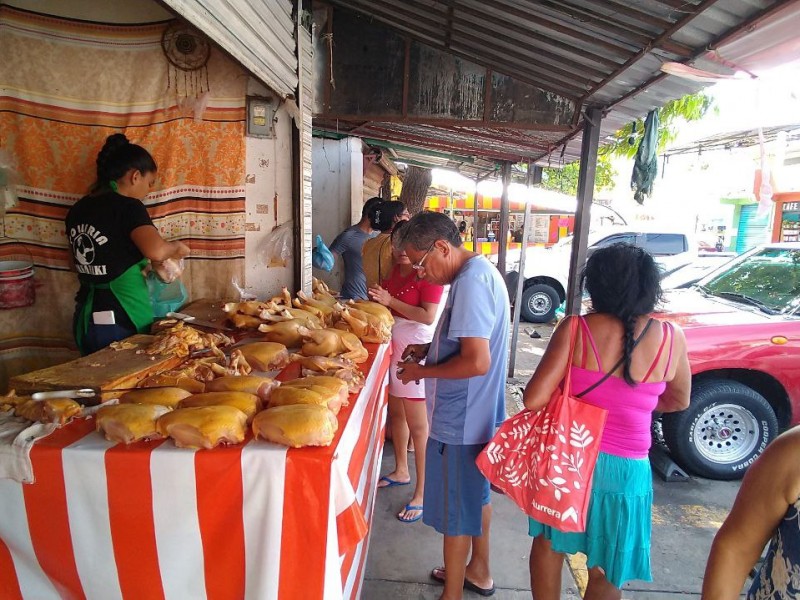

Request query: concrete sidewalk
[{"left": 362, "top": 444, "right": 581, "bottom": 599}]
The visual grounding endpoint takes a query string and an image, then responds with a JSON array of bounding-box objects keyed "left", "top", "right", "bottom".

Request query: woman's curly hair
[{"left": 582, "top": 243, "right": 662, "bottom": 385}]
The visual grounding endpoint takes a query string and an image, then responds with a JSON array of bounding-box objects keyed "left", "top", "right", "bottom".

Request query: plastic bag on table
[
  {"left": 231, "top": 276, "right": 258, "bottom": 302},
  {"left": 259, "top": 221, "right": 293, "bottom": 268},
  {"left": 312, "top": 235, "right": 335, "bottom": 272}
]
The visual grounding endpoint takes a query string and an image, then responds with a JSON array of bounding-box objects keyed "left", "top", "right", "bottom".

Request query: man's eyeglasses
[{"left": 411, "top": 242, "right": 436, "bottom": 271}]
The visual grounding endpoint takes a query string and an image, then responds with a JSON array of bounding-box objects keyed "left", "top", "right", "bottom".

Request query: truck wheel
[
  {"left": 661, "top": 379, "right": 778, "bottom": 480},
  {"left": 520, "top": 284, "right": 559, "bottom": 323}
]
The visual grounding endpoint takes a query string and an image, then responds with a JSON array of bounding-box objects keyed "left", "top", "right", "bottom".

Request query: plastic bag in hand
[
  {"left": 153, "top": 258, "right": 185, "bottom": 284},
  {"left": 312, "top": 235, "right": 335, "bottom": 272},
  {"left": 259, "top": 221, "right": 293, "bottom": 268}
]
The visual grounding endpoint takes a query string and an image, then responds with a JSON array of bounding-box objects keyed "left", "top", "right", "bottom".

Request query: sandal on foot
[
  {"left": 377, "top": 475, "right": 410, "bottom": 488},
  {"left": 397, "top": 504, "right": 423, "bottom": 523},
  {"left": 429, "top": 567, "right": 495, "bottom": 596}
]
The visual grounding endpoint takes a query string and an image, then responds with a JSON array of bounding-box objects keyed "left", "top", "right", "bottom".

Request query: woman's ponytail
[
  {"left": 90, "top": 133, "right": 156, "bottom": 194},
  {"left": 621, "top": 312, "right": 637, "bottom": 385}
]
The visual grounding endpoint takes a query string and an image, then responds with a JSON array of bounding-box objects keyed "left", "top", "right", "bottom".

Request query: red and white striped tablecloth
[{"left": 0, "top": 343, "right": 390, "bottom": 600}]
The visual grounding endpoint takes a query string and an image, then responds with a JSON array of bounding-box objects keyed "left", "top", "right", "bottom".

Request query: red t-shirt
[{"left": 382, "top": 266, "right": 444, "bottom": 319}]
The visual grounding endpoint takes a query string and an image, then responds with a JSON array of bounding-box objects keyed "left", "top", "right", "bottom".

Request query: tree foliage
[
  {"left": 601, "top": 92, "right": 715, "bottom": 159},
  {"left": 540, "top": 154, "right": 617, "bottom": 197},
  {"left": 538, "top": 91, "right": 714, "bottom": 196}
]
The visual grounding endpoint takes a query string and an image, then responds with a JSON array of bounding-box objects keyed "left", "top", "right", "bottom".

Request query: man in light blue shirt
[{"left": 397, "top": 212, "right": 510, "bottom": 599}]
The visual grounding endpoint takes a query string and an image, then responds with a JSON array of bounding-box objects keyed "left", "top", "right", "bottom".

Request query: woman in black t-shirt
[{"left": 65, "top": 134, "right": 190, "bottom": 354}]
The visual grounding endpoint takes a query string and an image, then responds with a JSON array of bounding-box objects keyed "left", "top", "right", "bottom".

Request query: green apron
[{"left": 75, "top": 258, "right": 153, "bottom": 353}]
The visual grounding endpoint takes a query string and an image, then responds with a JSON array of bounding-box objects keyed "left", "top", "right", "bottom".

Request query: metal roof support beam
[
  {"left": 497, "top": 161, "right": 512, "bottom": 277},
  {"left": 566, "top": 106, "right": 602, "bottom": 316},
  {"left": 586, "top": 0, "right": 721, "bottom": 97},
  {"left": 605, "top": 0, "right": 797, "bottom": 113},
  {"left": 508, "top": 162, "right": 535, "bottom": 377}
]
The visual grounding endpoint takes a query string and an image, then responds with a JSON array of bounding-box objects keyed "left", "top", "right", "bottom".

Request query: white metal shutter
[
  {"left": 298, "top": 15, "right": 314, "bottom": 293},
  {"left": 163, "top": 0, "right": 298, "bottom": 97}
]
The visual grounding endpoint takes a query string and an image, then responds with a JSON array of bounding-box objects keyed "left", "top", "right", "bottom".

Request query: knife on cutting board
[
  {"left": 31, "top": 389, "right": 103, "bottom": 406},
  {"left": 165, "top": 311, "right": 233, "bottom": 331}
]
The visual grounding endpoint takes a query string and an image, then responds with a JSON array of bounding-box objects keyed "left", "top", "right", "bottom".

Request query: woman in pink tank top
[{"left": 522, "top": 243, "right": 691, "bottom": 600}]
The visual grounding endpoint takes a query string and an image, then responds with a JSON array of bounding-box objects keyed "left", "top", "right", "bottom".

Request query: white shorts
[{"left": 388, "top": 316, "right": 434, "bottom": 399}]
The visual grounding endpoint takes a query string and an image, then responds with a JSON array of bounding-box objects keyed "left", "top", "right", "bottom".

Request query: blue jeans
[{"left": 82, "top": 322, "right": 137, "bottom": 355}]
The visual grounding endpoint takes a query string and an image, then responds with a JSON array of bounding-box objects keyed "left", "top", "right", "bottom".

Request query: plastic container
[
  {"left": 0, "top": 269, "right": 34, "bottom": 309},
  {"left": 146, "top": 271, "right": 188, "bottom": 317},
  {"left": 0, "top": 260, "right": 34, "bottom": 279}
]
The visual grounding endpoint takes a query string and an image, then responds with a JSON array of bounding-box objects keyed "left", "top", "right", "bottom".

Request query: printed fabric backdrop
[{"left": 0, "top": 6, "right": 247, "bottom": 392}]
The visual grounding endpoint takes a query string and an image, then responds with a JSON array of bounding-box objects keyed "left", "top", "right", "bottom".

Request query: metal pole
[
  {"left": 566, "top": 107, "right": 603, "bottom": 315},
  {"left": 497, "top": 161, "right": 511, "bottom": 275},
  {"left": 473, "top": 183, "right": 480, "bottom": 252},
  {"left": 508, "top": 162, "right": 534, "bottom": 377}
]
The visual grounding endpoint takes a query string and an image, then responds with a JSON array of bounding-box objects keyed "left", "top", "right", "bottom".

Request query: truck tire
[
  {"left": 520, "top": 283, "right": 559, "bottom": 323},
  {"left": 661, "top": 379, "right": 778, "bottom": 480}
]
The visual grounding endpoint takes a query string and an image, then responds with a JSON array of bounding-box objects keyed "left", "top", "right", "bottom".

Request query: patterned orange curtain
[{"left": 0, "top": 6, "right": 247, "bottom": 391}]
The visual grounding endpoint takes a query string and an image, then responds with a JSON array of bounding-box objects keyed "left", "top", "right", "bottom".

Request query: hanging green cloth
[{"left": 631, "top": 110, "right": 659, "bottom": 204}]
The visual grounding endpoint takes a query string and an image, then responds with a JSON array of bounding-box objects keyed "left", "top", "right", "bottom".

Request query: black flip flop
[
  {"left": 464, "top": 579, "right": 496, "bottom": 596},
  {"left": 429, "top": 568, "right": 495, "bottom": 596}
]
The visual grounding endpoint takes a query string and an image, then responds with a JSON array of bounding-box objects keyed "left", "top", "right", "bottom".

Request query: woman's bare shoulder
[{"left": 756, "top": 426, "right": 800, "bottom": 500}]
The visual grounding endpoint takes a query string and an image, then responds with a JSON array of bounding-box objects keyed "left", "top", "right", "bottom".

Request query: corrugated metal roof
[
  {"left": 318, "top": 0, "right": 797, "bottom": 174},
  {"left": 163, "top": 0, "right": 298, "bottom": 97}
]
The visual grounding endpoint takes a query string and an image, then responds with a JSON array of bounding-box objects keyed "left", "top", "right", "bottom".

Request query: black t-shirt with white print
[{"left": 66, "top": 191, "right": 154, "bottom": 325}]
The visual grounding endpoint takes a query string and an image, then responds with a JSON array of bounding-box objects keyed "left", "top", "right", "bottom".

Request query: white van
[{"left": 506, "top": 229, "right": 696, "bottom": 322}]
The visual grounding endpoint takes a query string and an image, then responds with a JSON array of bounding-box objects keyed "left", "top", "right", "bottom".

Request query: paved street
[{"left": 364, "top": 322, "right": 746, "bottom": 598}]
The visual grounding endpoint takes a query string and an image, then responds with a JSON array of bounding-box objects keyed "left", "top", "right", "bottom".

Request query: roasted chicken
[
  {"left": 138, "top": 358, "right": 218, "bottom": 392},
  {"left": 237, "top": 342, "right": 290, "bottom": 372},
  {"left": 205, "top": 375, "right": 279, "bottom": 402},
  {"left": 223, "top": 301, "right": 271, "bottom": 317},
  {"left": 119, "top": 387, "right": 192, "bottom": 408},
  {"left": 252, "top": 404, "right": 338, "bottom": 448},
  {"left": 15, "top": 398, "right": 82, "bottom": 425},
  {"left": 268, "top": 287, "right": 293, "bottom": 307},
  {"left": 336, "top": 306, "right": 392, "bottom": 343},
  {"left": 228, "top": 313, "right": 264, "bottom": 330},
  {"left": 157, "top": 406, "right": 248, "bottom": 449},
  {"left": 347, "top": 299, "right": 394, "bottom": 327},
  {"left": 293, "top": 291, "right": 341, "bottom": 325},
  {"left": 178, "top": 391, "right": 261, "bottom": 422},
  {"left": 281, "top": 376, "right": 350, "bottom": 408},
  {"left": 257, "top": 319, "right": 314, "bottom": 347},
  {"left": 297, "top": 327, "right": 368, "bottom": 363},
  {"left": 144, "top": 321, "right": 233, "bottom": 358},
  {"left": 96, "top": 404, "right": 171, "bottom": 444},
  {"left": 289, "top": 354, "right": 365, "bottom": 393},
  {"left": 1, "top": 390, "right": 31, "bottom": 412},
  {"left": 259, "top": 307, "right": 323, "bottom": 329},
  {"left": 269, "top": 385, "right": 344, "bottom": 415}
]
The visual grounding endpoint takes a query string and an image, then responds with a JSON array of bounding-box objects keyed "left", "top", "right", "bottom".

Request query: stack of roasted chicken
[{"left": 7, "top": 279, "right": 392, "bottom": 451}]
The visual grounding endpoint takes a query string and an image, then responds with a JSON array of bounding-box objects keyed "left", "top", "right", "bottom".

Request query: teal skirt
[{"left": 528, "top": 452, "right": 652, "bottom": 588}]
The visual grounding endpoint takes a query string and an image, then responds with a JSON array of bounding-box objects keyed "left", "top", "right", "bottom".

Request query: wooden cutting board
[{"left": 9, "top": 334, "right": 184, "bottom": 395}]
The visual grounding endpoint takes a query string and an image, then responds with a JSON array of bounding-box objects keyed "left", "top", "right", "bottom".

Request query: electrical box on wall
[{"left": 246, "top": 96, "right": 279, "bottom": 138}]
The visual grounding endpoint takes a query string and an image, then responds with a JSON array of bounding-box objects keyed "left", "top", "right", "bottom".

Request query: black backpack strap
[{"left": 575, "top": 318, "right": 655, "bottom": 398}]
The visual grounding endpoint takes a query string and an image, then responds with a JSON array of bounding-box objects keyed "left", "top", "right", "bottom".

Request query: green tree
[
  {"left": 539, "top": 91, "right": 714, "bottom": 196},
  {"left": 540, "top": 153, "right": 617, "bottom": 196},
  {"left": 602, "top": 92, "right": 715, "bottom": 159}
]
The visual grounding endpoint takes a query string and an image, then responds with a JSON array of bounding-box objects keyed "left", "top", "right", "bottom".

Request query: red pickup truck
[{"left": 657, "top": 243, "right": 800, "bottom": 480}]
